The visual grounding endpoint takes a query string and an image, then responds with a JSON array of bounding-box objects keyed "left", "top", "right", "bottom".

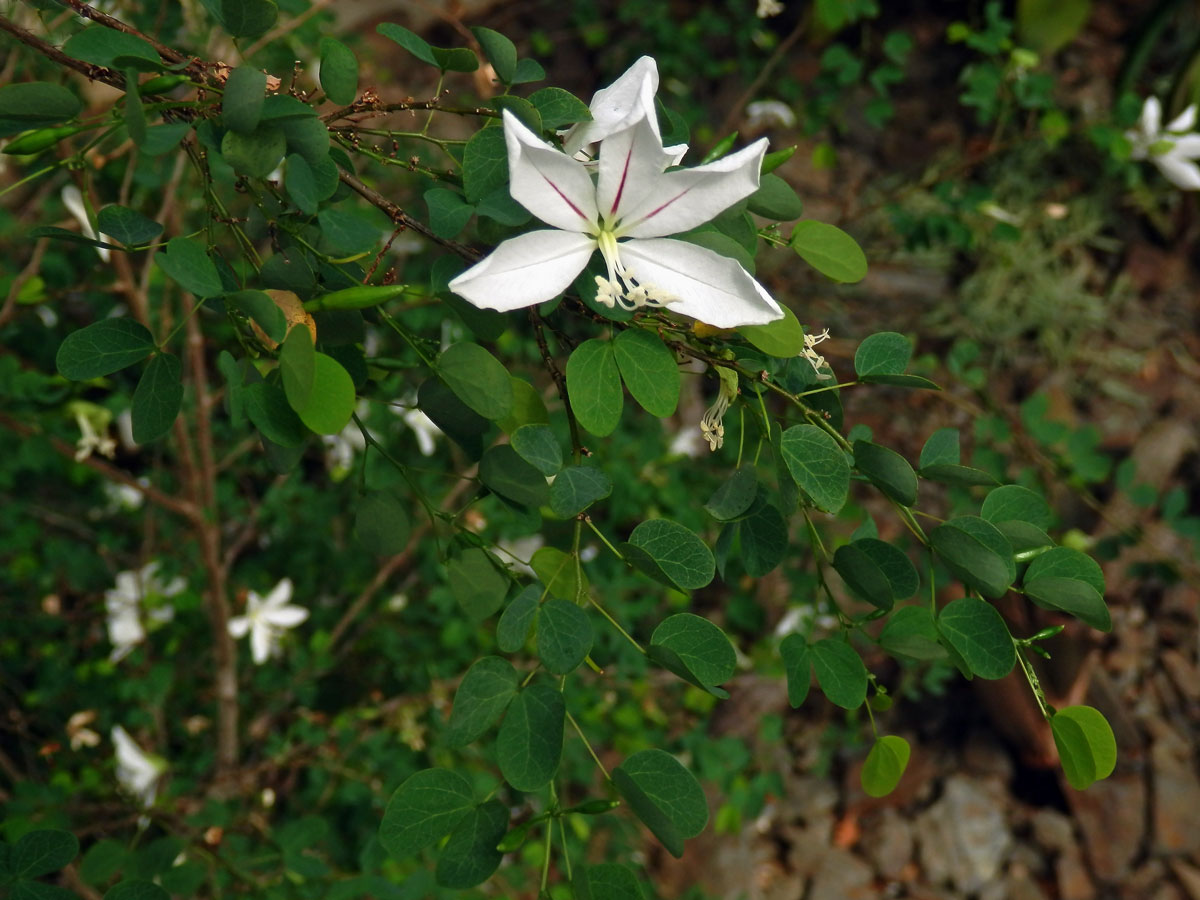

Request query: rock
[
  {"left": 807, "top": 847, "right": 874, "bottom": 900},
  {"left": 1065, "top": 770, "right": 1146, "bottom": 883},
  {"left": 1057, "top": 846, "right": 1096, "bottom": 900},
  {"left": 1151, "top": 726, "right": 1200, "bottom": 857},
  {"left": 916, "top": 775, "right": 1012, "bottom": 893},
  {"left": 861, "top": 807, "right": 913, "bottom": 880},
  {"left": 1031, "top": 809, "right": 1076, "bottom": 854}
]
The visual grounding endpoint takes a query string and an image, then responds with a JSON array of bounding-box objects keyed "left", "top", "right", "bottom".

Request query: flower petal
[
  {"left": 1155, "top": 155, "right": 1200, "bottom": 190},
  {"left": 263, "top": 578, "right": 293, "bottom": 609},
  {"left": 503, "top": 111, "right": 598, "bottom": 232},
  {"left": 618, "top": 138, "right": 769, "bottom": 239},
  {"left": 265, "top": 605, "right": 308, "bottom": 628},
  {"left": 449, "top": 230, "right": 595, "bottom": 311},
  {"left": 228, "top": 615, "right": 251, "bottom": 638},
  {"left": 1139, "top": 96, "right": 1162, "bottom": 138},
  {"left": 1168, "top": 134, "right": 1200, "bottom": 159},
  {"left": 596, "top": 104, "right": 672, "bottom": 224},
  {"left": 1167, "top": 104, "right": 1198, "bottom": 133},
  {"left": 618, "top": 237, "right": 783, "bottom": 328},
  {"left": 563, "top": 56, "right": 660, "bottom": 152},
  {"left": 250, "top": 624, "right": 274, "bottom": 664}
]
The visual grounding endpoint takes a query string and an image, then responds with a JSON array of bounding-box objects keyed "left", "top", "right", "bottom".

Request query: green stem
[
  {"left": 566, "top": 709, "right": 610, "bottom": 780},
  {"left": 1014, "top": 642, "right": 1053, "bottom": 721}
]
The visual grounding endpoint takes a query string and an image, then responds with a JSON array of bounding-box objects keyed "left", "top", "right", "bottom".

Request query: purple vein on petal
[
  {"left": 541, "top": 174, "right": 590, "bottom": 222},
  {"left": 609, "top": 144, "right": 634, "bottom": 217}
]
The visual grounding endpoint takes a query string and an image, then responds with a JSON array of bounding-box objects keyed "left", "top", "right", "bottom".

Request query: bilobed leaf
[
  {"left": 1025, "top": 547, "right": 1105, "bottom": 595},
  {"left": 780, "top": 424, "right": 850, "bottom": 513},
  {"left": 438, "top": 342, "right": 513, "bottom": 421},
  {"left": 536, "top": 598, "right": 593, "bottom": 674},
  {"left": 861, "top": 735, "right": 911, "bottom": 798},
  {"left": 937, "top": 597, "right": 1015, "bottom": 679},
  {"left": 513, "top": 58, "right": 546, "bottom": 84},
  {"left": 567, "top": 339, "right": 624, "bottom": 437},
  {"left": 496, "top": 682, "right": 564, "bottom": 791},
  {"left": 226, "top": 290, "right": 287, "bottom": 344},
  {"left": 354, "top": 490, "right": 412, "bottom": 556},
  {"left": 497, "top": 585, "right": 539, "bottom": 652},
  {"left": 705, "top": 466, "right": 759, "bottom": 521},
  {"left": 854, "top": 332, "right": 911, "bottom": 377},
  {"left": 1024, "top": 577, "right": 1111, "bottom": 631},
  {"left": 930, "top": 516, "right": 1016, "bottom": 599},
  {"left": 625, "top": 519, "right": 715, "bottom": 591},
  {"left": 56, "top": 318, "right": 155, "bottom": 380},
  {"left": 920, "top": 463, "right": 999, "bottom": 488},
  {"left": 790, "top": 220, "right": 867, "bottom": 283},
  {"left": 222, "top": 66, "right": 266, "bottom": 134},
  {"left": 279, "top": 323, "right": 315, "bottom": 411},
  {"left": 738, "top": 500, "right": 787, "bottom": 576},
  {"left": 471, "top": 27, "right": 517, "bottom": 84},
  {"left": 746, "top": 173, "right": 804, "bottom": 220},
  {"left": 550, "top": 465, "right": 612, "bottom": 518},
  {"left": 492, "top": 97, "right": 542, "bottom": 136},
  {"left": 434, "top": 800, "right": 508, "bottom": 889},
  {"left": 62, "top": 28, "right": 160, "bottom": 70},
  {"left": 221, "top": 126, "right": 286, "bottom": 177},
  {"left": 480, "top": 444, "right": 550, "bottom": 509},
  {"left": 430, "top": 46, "right": 478, "bottom": 73},
  {"left": 573, "top": 863, "right": 645, "bottom": 900},
  {"left": 738, "top": 305, "right": 805, "bottom": 358},
  {"left": 379, "top": 768, "right": 475, "bottom": 860},
  {"left": 375, "top": 23, "right": 436, "bottom": 66},
  {"left": 446, "top": 656, "right": 520, "bottom": 747},
  {"left": 13, "top": 830, "right": 78, "bottom": 879},
  {"left": 245, "top": 381, "right": 307, "bottom": 447},
  {"left": 96, "top": 205, "right": 162, "bottom": 247},
  {"left": 0, "top": 82, "right": 81, "bottom": 127},
  {"left": 292, "top": 353, "right": 355, "bottom": 435},
  {"left": 1051, "top": 705, "right": 1117, "bottom": 791},
  {"left": 284, "top": 153, "right": 338, "bottom": 215},
  {"left": 833, "top": 542, "right": 894, "bottom": 610},
  {"left": 528, "top": 87, "right": 591, "bottom": 130},
  {"left": 131, "top": 353, "right": 182, "bottom": 443},
  {"left": 155, "top": 237, "right": 223, "bottom": 298},
  {"left": 854, "top": 440, "right": 918, "bottom": 506},
  {"left": 650, "top": 613, "right": 736, "bottom": 688},
  {"left": 879, "top": 605, "right": 947, "bottom": 660},
  {"left": 810, "top": 638, "right": 868, "bottom": 709},
  {"left": 613, "top": 328, "right": 679, "bottom": 417},
  {"left": 919, "top": 427, "right": 960, "bottom": 468},
  {"left": 280, "top": 115, "right": 329, "bottom": 167},
  {"left": 424, "top": 188, "right": 474, "bottom": 240},
  {"left": 510, "top": 424, "right": 562, "bottom": 476},
  {"left": 981, "top": 484, "right": 1052, "bottom": 530},
  {"left": 447, "top": 548, "right": 508, "bottom": 623},
  {"left": 612, "top": 749, "right": 708, "bottom": 859},
  {"left": 319, "top": 37, "right": 359, "bottom": 105},
  {"left": 997, "top": 520, "right": 1054, "bottom": 556},
  {"left": 219, "top": 0, "right": 277, "bottom": 37},
  {"left": 1017, "top": 0, "right": 1092, "bottom": 56},
  {"left": 462, "top": 125, "right": 508, "bottom": 203},
  {"left": 531, "top": 547, "right": 588, "bottom": 605},
  {"left": 80, "top": 839, "right": 127, "bottom": 886},
  {"left": 779, "top": 633, "right": 811, "bottom": 707}
]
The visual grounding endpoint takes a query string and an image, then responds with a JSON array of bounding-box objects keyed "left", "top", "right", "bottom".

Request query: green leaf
[
  {"left": 566, "top": 339, "right": 623, "bottom": 437},
  {"left": 919, "top": 427, "right": 960, "bottom": 468},
  {"left": 861, "top": 736, "right": 911, "bottom": 798},
  {"left": 779, "top": 633, "right": 811, "bottom": 707},
  {"left": 219, "top": 0, "right": 277, "bottom": 37},
  {"left": 549, "top": 465, "right": 612, "bottom": 518},
  {"left": 462, "top": 125, "right": 509, "bottom": 203},
  {"left": 512, "top": 58, "right": 546, "bottom": 84},
  {"left": 612, "top": 749, "right": 708, "bottom": 859},
  {"left": 156, "top": 237, "right": 223, "bottom": 298},
  {"left": 497, "top": 376, "right": 548, "bottom": 432},
  {"left": 528, "top": 87, "right": 591, "bottom": 130},
  {"left": 705, "top": 465, "right": 758, "bottom": 521},
  {"left": 222, "top": 66, "right": 266, "bottom": 134},
  {"left": 379, "top": 768, "right": 475, "bottom": 860},
  {"left": 497, "top": 585, "right": 539, "bottom": 652},
  {"left": 854, "top": 440, "right": 918, "bottom": 506},
  {"left": 291, "top": 353, "right": 355, "bottom": 435},
  {"left": 937, "top": 597, "right": 1015, "bottom": 679},
  {"left": 738, "top": 306, "right": 805, "bottom": 358},
  {"left": 447, "top": 548, "right": 508, "bottom": 622},
  {"left": 279, "top": 323, "right": 315, "bottom": 410},
  {"left": 471, "top": 27, "right": 517, "bottom": 84},
  {"left": 613, "top": 328, "right": 679, "bottom": 417},
  {"left": 854, "top": 332, "right": 911, "bottom": 377},
  {"left": 878, "top": 605, "right": 947, "bottom": 660},
  {"left": 245, "top": 381, "right": 307, "bottom": 447},
  {"left": 446, "top": 656, "right": 520, "bottom": 747},
  {"left": 1025, "top": 547, "right": 1105, "bottom": 595},
  {"left": 681, "top": 229, "right": 755, "bottom": 274},
  {"left": 497, "top": 682, "right": 564, "bottom": 792},
  {"left": 531, "top": 547, "right": 588, "bottom": 605},
  {"left": 96, "top": 205, "right": 162, "bottom": 247},
  {"left": 650, "top": 613, "right": 736, "bottom": 688},
  {"left": 285, "top": 153, "right": 338, "bottom": 215},
  {"left": 738, "top": 500, "right": 787, "bottom": 577},
  {"left": 480, "top": 444, "right": 550, "bottom": 508},
  {"left": 981, "top": 485, "right": 1052, "bottom": 530},
  {"left": 930, "top": 517, "right": 1016, "bottom": 599},
  {"left": 131, "top": 353, "right": 182, "bottom": 443},
  {"left": 1024, "top": 577, "right": 1110, "bottom": 631},
  {"left": 141, "top": 123, "right": 191, "bottom": 156},
  {"left": 431, "top": 46, "right": 478, "bottom": 73},
  {"left": 920, "top": 463, "right": 1000, "bottom": 488},
  {"left": 319, "top": 37, "right": 359, "bottom": 105},
  {"left": 13, "top": 830, "right": 78, "bottom": 879},
  {"left": 56, "top": 318, "right": 154, "bottom": 380},
  {"left": 1051, "top": 705, "right": 1117, "bottom": 791},
  {"left": 1017, "top": 0, "right": 1092, "bottom": 56},
  {"left": 354, "top": 490, "right": 412, "bottom": 556},
  {"left": 280, "top": 116, "right": 329, "bottom": 166},
  {"left": 221, "top": 126, "right": 286, "bottom": 177},
  {"left": 510, "top": 424, "right": 562, "bottom": 476},
  {"left": 746, "top": 173, "right": 804, "bottom": 220},
  {"left": 780, "top": 424, "right": 850, "bottom": 514},
  {"left": 537, "top": 599, "right": 594, "bottom": 674},
  {"left": 625, "top": 519, "right": 715, "bottom": 591},
  {"left": 434, "top": 801, "right": 508, "bottom": 889},
  {"left": 997, "top": 521, "right": 1054, "bottom": 556},
  {"left": 375, "top": 23, "right": 436, "bottom": 65},
  {"left": 80, "top": 840, "right": 127, "bottom": 886},
  {"left": 834, "top": 541, "right": 893, "bottom": 610},
  {"left": 810, "top": 638, "right": 868, "bottom": 709},
  {"left": 0, "top": 82, "right": 82, "bottom": 132},
  {"left": 573, "top": 863, "right": 646, "bottom": 900},
  {"left": 491, "top": 98, "right": 542, "bottom": 138},
  {"left": 62, "top": 28, "right": 160, "bottom": 70},
  {"left": 790, "top": 220, "right": 867, "bottom": 283},
  {"left": 103, "top": 882, "right": 169, "bottom": 900},
  {"left": 122, "top": 69, "right": 146, "bottom": 147},
  {"left": 438, "top": 342, "right": 514, "bottom": 421},
  {"left": 225, "top": 289, "right": 287, "bottom": 344},
  {"left": 424, "top": 188, "right": 474, "bottom": 240}
]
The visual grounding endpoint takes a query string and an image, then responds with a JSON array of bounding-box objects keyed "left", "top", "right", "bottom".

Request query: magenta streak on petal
[
  {"left": 541, "top": 174, "right": 589, "bottom": 222},
  {"left": 609, "top": 144, "right": 634, "bottom": 217},
  {"left": 638, "top": 184, "right": 695, "bottom": 224}
]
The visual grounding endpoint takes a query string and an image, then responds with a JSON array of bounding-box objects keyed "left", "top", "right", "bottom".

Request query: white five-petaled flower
[
  {"left": 105, "top": 561, "right": 183, "bottom": 662},
  {"left": 112, "top": 725, "right": 166, "bottom": 808},
  {"left": 228, "top": 578, "right": 308, "bottom": 665},
  {"left": 449, "top": 106, "right": 783, "bottom": 328},
  {"left": 1127, "top": 96, "right": 1200, "bottom": 190}
]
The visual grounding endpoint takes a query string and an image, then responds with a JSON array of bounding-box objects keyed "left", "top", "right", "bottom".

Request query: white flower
[
  {"left": 228, "top": 578, "right": 308, "bottom": 665},
  {"left": 561, "top": 56, "right": 687, "bottom": 166},
  {"left": 112, "top": 725, "right": 166, "bottom": 808},
  {"left": 757, "top": 0, "right": 785, "bottom": 18},
  {"left": 449, "top": 108, "right": 783, "bottom": 329},
  {"left": 70, "top": 401, "right": 117, "bottom": 462},
  {"left": 322, "top": 423, "right": 365, "bottom": 478},
  {"left": 1127, "top": 96, "right": 1200, "bottom": 190},
  {"left": 105, "top": 562, "right": 183, "bottom": 662},
  {"left": 399, "top": 407, "right": 441, "bottom": 456},
  {"left": 745, "top": 99, "right": 797, "bottom": 130},
  {"left": 61, "top": 184, "right": 112, "bottom": 262},
  {"left": 802, "top": 327, "right": 834, "bottom": 381}
]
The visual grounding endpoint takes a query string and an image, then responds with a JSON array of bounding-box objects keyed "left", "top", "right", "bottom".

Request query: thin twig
[
  {"left": 0, "top": 14, "right": 126, "bottom": 90},
  {"left": 337, "top": 169, "right": 479, "bottom": 260},
  {"left": 54, "top": 0, "right": 188, "bottom": 65}
]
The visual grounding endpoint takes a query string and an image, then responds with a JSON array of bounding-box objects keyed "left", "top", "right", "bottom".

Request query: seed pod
[
  {"left": 3, "top": 124, "right": 87, "bottom": 155},
  {"left": 302, "top": 283, "right": 413, "bottom": 312}
]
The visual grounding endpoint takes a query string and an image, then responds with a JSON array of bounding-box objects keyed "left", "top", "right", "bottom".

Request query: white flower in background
[
  {"left": 67, "top": 710, "right": 101, "bottom": 751},
  {"left": 103, "top": 480, "right": 146, "bottom": 513},
  {"left": 449, "top": 107, "right": 782, "bottom": 328},
  {"left": 112, "top": 725, "right": 166, "bottom": 808},
  {"left": 757, "top": 0, "right": 785, "bottom": 18},
  {"left": 322, "top": 423, "right": 365, "bottom": 479},
  {"left": 494, "top": 533, "right": 544, "bottom": 577},
  {"left": 60, "top": 184, "right": 112, "bottom": 262},
  {"left": 745, "top": 99, "right": 797, "bottom": 130},
  {"left": 105, "top": 562, "right": 183, "bottom": 662},
  {"left": 1127, "top": 96, "right": 1200, "bottom": 190},
  {"left": 561, "top": 56, "right": 687, "bottom": 166},
  {"left": 228, "top": 578, "right": 309, "bottom": 665},
  {"left": 70, "top": 401, "right": 117, "bottom": 462},
  {"left": 400, "top": 407, "right": 441, "bottom": 456},
  {"left": 700, "top": 367, "right": 740, "bottom": 452},
  {"left": 802, "top": 328, "right": 834, "bottom": 381}
]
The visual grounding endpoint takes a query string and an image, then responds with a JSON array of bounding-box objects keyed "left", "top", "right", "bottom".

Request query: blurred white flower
[
  {"left": 61, "top": 184, "right": 112, "bottom": 262},
  {"left": 1127, "top": 96, "right": 1200, "bottom": 190},
  {"left": 495, "top": 534, "right": 544, "bottom": 577},
  {"left": 390, "top": 398, "right": 441, "bottom": 456},
  {"left": 112, "top": 725, "right": 166, "bottom": 808},
  {"left": 103, "top": 480, "right": 146, "bottom": 513},
  {"left": 228, "top": 578, "right": 309, "bottom": 665},
  {"left": 745, "top": 99, "right": 796, "bottom": 130},
  {"left": 105, "top": 562, "right": 183, "bottom": 662},
  {"left": 70, "top": 401, "right": 117, "bottom": 462},
  {"left": 67, "top": 710, "right": 101, "bottom": 750},
  {"left": 757, "top": 0, "right": 785, "bottom": 17}
]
